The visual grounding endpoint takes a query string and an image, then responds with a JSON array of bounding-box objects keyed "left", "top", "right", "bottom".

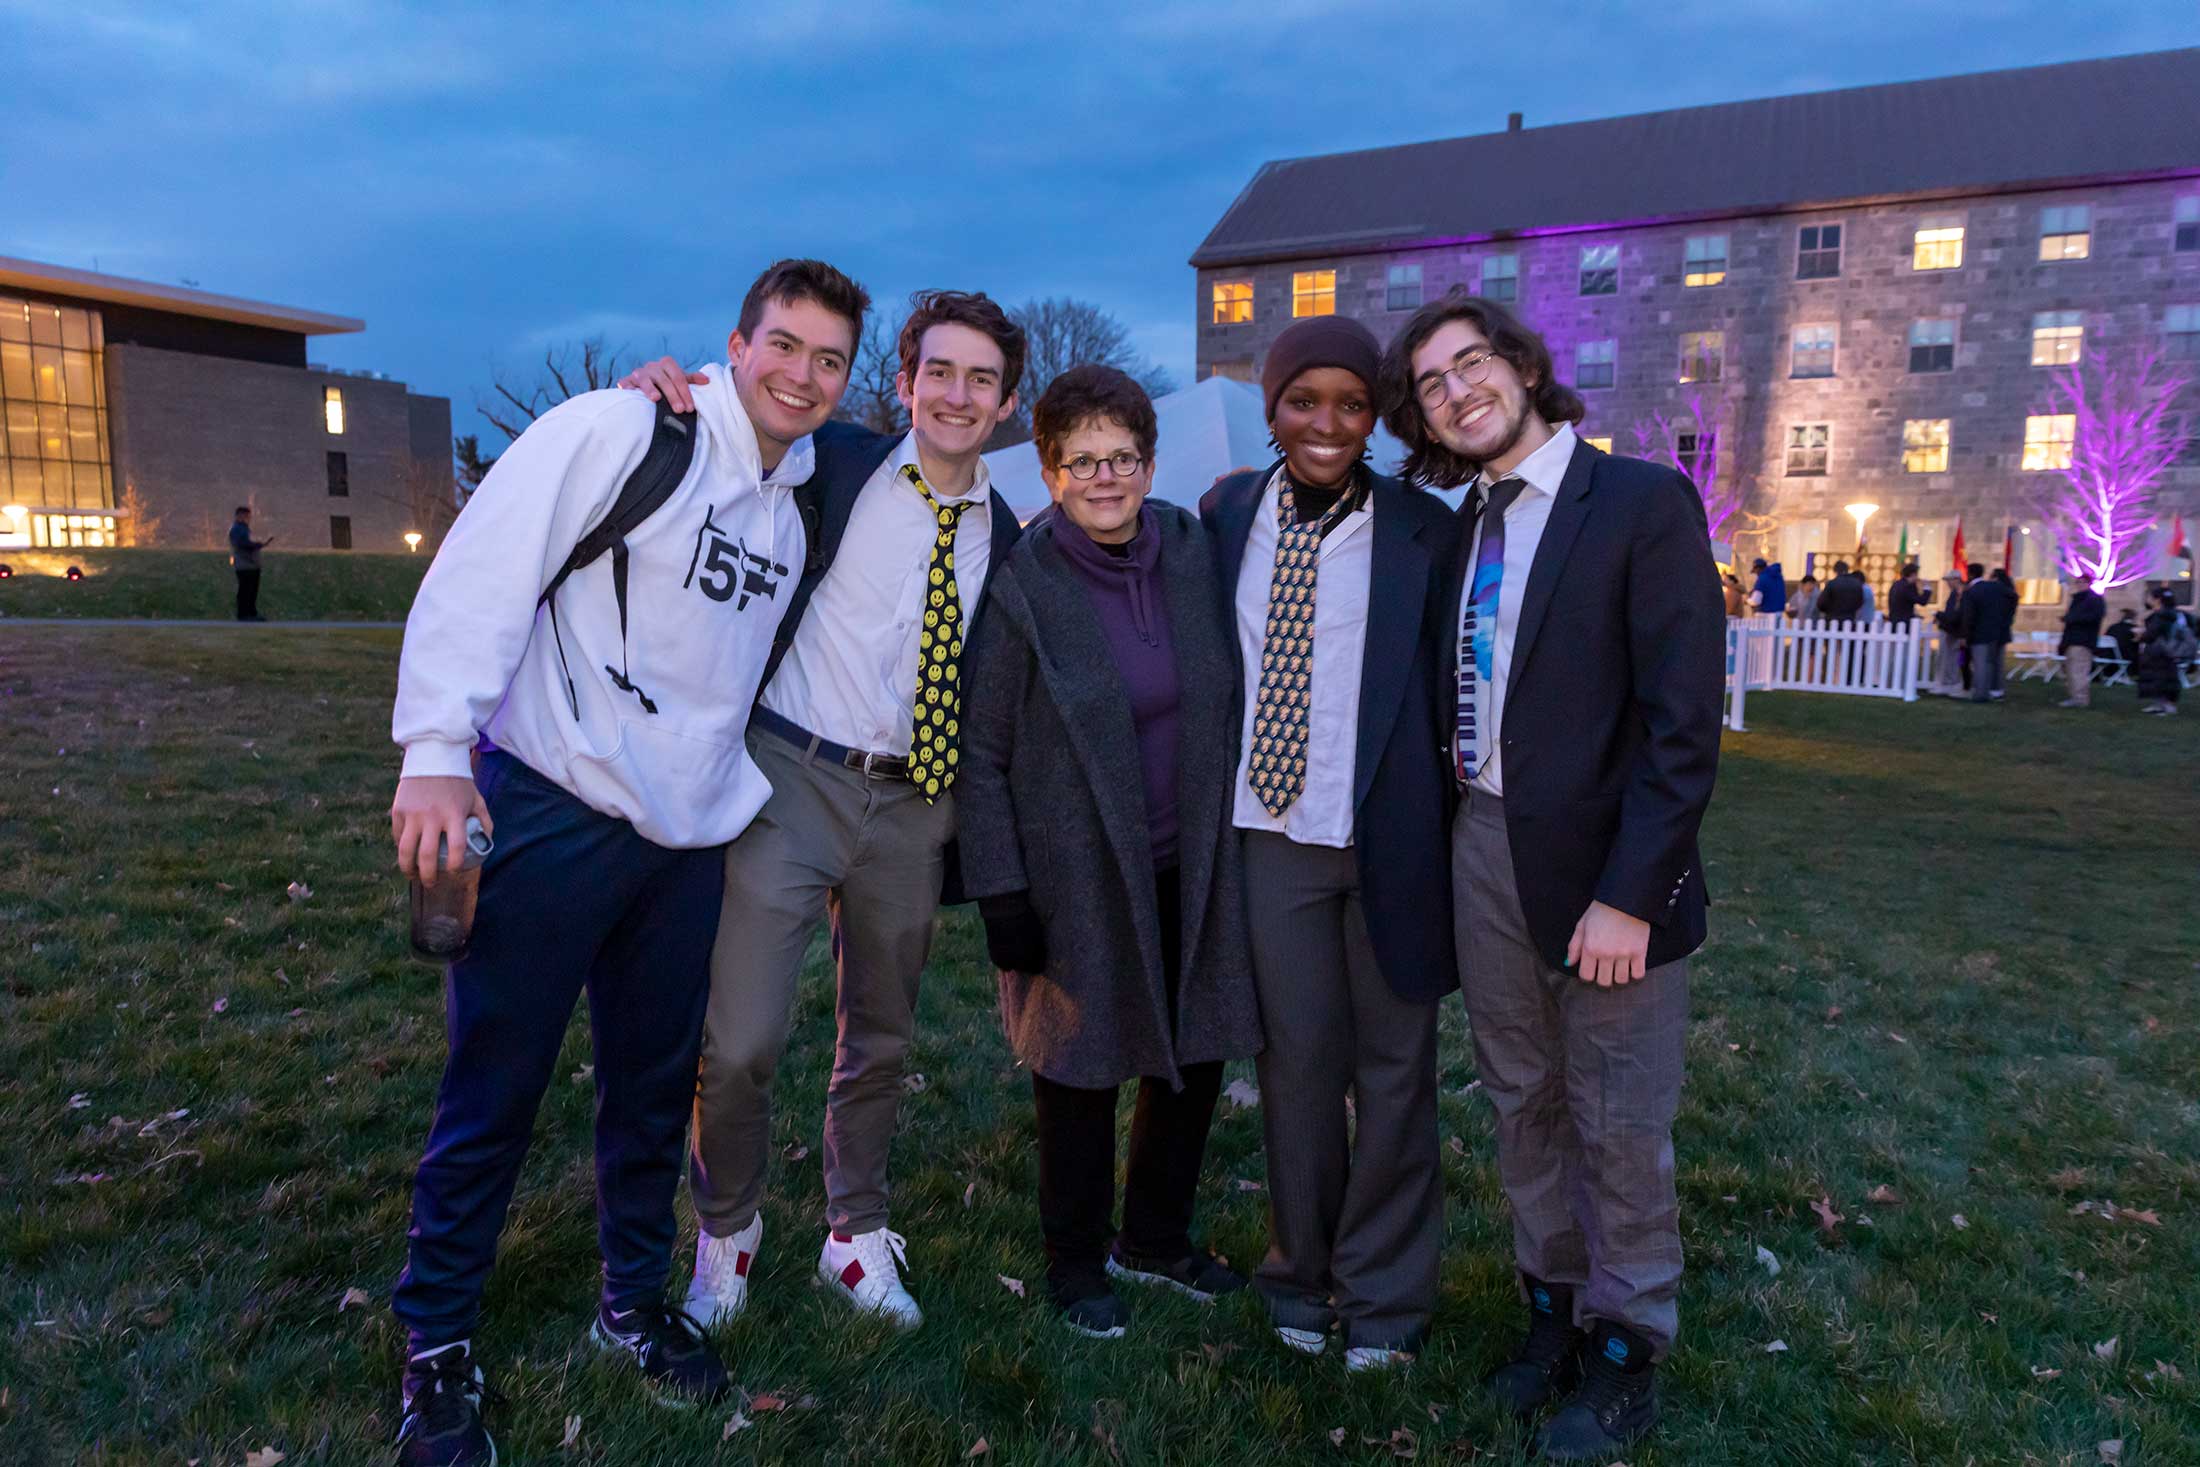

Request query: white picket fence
[{"left": 1724, "top": 616, "right": 1936, "bottom": 731}]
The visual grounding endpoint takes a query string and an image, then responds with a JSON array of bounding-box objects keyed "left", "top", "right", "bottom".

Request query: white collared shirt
[
  {"left": 1230, "top": 467, "right": 1375, "bottom": 848},
  {"left": 1462, "top": 421, "right": 1577, "bottom": 797},
  {"left": 761, "top": 431, "right": 993, "bottom": 754}
]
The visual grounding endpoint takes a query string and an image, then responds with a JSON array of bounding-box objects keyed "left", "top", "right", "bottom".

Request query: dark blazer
[
  {"left": 1441, "top": 441, "right": 1725, "bottom": 973},
  {"left": 1955, "top": 575, "right": 2018, "bottom": 645},
  {"left": 2059, "top": 589, "right": 2106, "bottom": 652},
  {"left": 958, "top": 507, "right": 1261, "bottom": 1090},
  {"left": 1201, "top": 465, "right": 1461, "bottom": 1002}
]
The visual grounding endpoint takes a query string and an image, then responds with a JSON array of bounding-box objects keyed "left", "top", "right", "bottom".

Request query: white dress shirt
[
  {"left": 1231, "top": 468, "right": 1374, "bottom": 848},
  {"left": 762, "top": 431, "right": 993, "bottom": 754},
  {"left": 1462, "top": 422, "right": 1577, "bottom": 797}
]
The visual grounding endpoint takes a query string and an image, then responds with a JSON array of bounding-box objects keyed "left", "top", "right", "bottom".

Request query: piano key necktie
[
  {"left": 1456, "top": 476, "right": 1527, "bottom": 785},
  {"left": 1247, "top": 477, "right": 1360, "bottom": 817},
  {"left": 905, "top": 464, "right": 972, "bottom": 804}
]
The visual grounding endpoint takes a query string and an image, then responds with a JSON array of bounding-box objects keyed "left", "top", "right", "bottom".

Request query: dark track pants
[
  {"left": 234, "top": 569, "right": 260, "bottom": 620},
  {"left": 391, "top": 751, "right": 723, "bottom": 1350}
]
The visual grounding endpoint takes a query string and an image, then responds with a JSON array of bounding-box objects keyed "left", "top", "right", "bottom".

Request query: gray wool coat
[{"left": 957, "top": 504, "right": 1262, "bottom": 1091}]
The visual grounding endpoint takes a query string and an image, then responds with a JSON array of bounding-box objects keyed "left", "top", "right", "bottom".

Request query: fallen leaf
[
  {"left": 243, "top": 1451, "right": 285, "bottom": 1467},
  {"left": 901, "top": 1072, "right": 928, "bottom": 1093},
  {"left": 1887, "top": 1031, "right": 1908, "bottom": 1044},
  {"left": 2099, "top": 1441, "right": 2124, "bottom": 1463},
  {"left": 1755, "top": 1244, "right": 1781, "bottom": 1277},
  {"left": 781, "top": 1141, "right": 810, "bottom": 1161},
  {"left": 1329, "top": 1428, "right": 1347, "bottom": 1447},
  {"left": 1764, "top": 1339, "right": 1789, "bottom": 1353},
  {"left": 1446, "top": 1136, "right": 1466, "bottom": 1158},
  {"left": 1811, "top": 1196, "right": 1844, "bottom": 1233},
  {"left": 997, "top": 1275, "right": 1026, "bottom": 1298},
  {"left": 2094, "top": 1337, "right": 2119, "bottom": 1362},
  {"left": 570, "top": 1064, "right": 593, "bottom": 1085},
  {"left": 966, "top": 1440, "right": 991, "bottom": 1458},
  {"left": 1224, "top": 1078, "right": 1261, "bottom": 1108},
  {"left": 337, "top": 1287, "right": 370, "bottom": 1313},
  {"left": 212, "top": 996, "right": 229, "bottom": 1014},
  {"left": 722, "top": 1412, "right": 753, "bottom": 1439},
  {"left": 795, "top": 1395, "right": 818, "bottom": 1410},
  {"left": 2031, "top": 1366, "right": 2063, "bottom": 1380},
  {"left": 2147, "top": 1360, "right": 2183, "bottom": 1383},
  {"left": 1951, "top": 1214, "right": 1969, "bottom": 1230},
  {"left": 2142, "top": 1016, "right": 2160, "bottom": 1033},
  {"left": 216, "top": 881, "right": 234, "bottom": 891},
  {"left": 1979, "top": 1311, "right": 1999, "bottom": 1324},
  {"left": 286, "top": 881, "right": 312, "bottom": 902},
  {"left": 1727, "top": 1042, "right": 1741, "bottom": 1052},
  {"left": 1866, "top": 1185, "right": 1901, "bottom": 1204},
  {"left": 562, "top": 1414, "right": 581, "bottom": 1448},
  {"left": 2125, "top": 1209, "right": 2161, "bottom": 1227},
  {"left": 750, "top": 1392, "right": 788, "bottom": 1412},
  {"left": 1825, "top": 1006, "right": 1843, "bottom": 1022},
  {"left": 1424, "top": 1402, "right": 1447, "bottom": 1423},
  {"left": 2049, "top": 1166, "right": 2089, "bottom": 1191},
  {"left": 67, "top": 1091, "right": 90, "bottom": 1110},
  {"left": 1236, "top": 1179, "right": 1265, "bottom": 1192},
  {"left": 963, "top": 1181, "right": 977, "bottom": 1209}
]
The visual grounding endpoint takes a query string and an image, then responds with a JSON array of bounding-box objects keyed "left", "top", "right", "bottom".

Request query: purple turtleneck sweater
[{"left": 1053, "top": 508, "right": 1181, "bottom": 868}]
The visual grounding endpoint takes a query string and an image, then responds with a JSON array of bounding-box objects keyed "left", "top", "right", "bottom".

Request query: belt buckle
[{"left": 857, "top": 749, "right": 892, "bottom": 780}]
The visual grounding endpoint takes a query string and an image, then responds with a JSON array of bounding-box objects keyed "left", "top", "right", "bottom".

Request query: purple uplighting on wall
[{"left": 2038, "top": 343, "right": 2193, "bottom": 590}]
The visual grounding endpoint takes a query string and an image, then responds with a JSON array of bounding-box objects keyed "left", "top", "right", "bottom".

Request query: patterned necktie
[
  {"left": 1456, "top": 476, "right": 1526, "bottom": 785},
  {"left": 904, "top": 464, "right": 972, "bottom": 804},
  {"left": 1247, "top": 475, "right": 1361, "bottom": 818}
]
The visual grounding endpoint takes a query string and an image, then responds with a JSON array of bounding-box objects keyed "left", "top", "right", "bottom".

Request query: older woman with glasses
[{"left": 959, "top": 364, "right": 1261, "bottom": 1339}]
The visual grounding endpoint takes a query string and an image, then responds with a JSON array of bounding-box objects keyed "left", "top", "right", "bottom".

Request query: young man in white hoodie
[{"left": 385, "top": 259, "right": 865, "bottom": 1467}]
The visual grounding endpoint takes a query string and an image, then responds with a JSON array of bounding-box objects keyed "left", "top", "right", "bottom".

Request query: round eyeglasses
[
  {"left": 1059, "top": 450, "right": 1147, "bottom": 481},
  {"left": 1415, "top": 347, "right": 1501, "bottom": 409}
]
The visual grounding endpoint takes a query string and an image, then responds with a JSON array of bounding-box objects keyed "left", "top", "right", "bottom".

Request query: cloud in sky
[{"left": 5, "top": 0, "right": 2196, "bottom": 441}]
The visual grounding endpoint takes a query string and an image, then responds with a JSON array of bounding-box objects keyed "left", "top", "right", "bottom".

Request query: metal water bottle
[{"left": 409, "top": 816, "right": 492, "bottom": 962}]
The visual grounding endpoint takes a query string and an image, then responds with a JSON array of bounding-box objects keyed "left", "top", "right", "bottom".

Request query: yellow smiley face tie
[{"left": 904, "top": 464, "right": 972, "bottom": 804}]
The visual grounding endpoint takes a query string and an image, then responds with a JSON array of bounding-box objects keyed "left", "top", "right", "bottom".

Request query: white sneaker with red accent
[
  {"left": 816, "top": 1227, "right": 923, "bottom": 1330},
  {"left": 684, "top": 1213, "right": 762, "bottom": 1327}
]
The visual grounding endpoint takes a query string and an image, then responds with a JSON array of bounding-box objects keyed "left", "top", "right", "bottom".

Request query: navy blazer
[
  {"left": 1201, "top": 465, "right": 1461, "bottom": 1002},
  {"left": 1440, "top": 441, "right": 1725, "bottom": 973}
]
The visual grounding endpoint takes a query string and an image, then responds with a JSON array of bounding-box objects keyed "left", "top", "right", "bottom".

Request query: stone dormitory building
[
  {"left": 0, "top": 255, "right": 451, "bottom": 555},
  {"left": 1191, "top": 48, "right": 2200, "bottom": 616}
]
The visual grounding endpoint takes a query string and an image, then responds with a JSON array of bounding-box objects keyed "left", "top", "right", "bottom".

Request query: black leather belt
[{"left": 754, "top": 706, "right": 911, "bottom": 782}]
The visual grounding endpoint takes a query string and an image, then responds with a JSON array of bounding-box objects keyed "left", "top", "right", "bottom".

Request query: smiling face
[
  {"left": 1408, "top": 317, "right": 1551, "bottom": 479},
  {"left": 1044, "top": 415, "right": 1153, "bottom": 545},
  {"left": 1269, "top": 367, "right": 1375, "bottom": 489},
  {"left": 727, "top": 296, "right": 855, "bottom": 462},
  {"left": 897, "top": 322, "right": 1017, "bottom": 464}
]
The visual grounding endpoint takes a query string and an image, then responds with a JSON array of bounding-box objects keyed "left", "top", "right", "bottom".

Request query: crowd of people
[{"left": 381, "top": 263, "right": 1725, "bottom": 1466}]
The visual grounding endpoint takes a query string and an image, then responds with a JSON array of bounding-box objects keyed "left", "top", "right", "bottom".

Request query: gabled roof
[
  {"left": 1191, "top": 48, "right": 2200, "bottom": 268},
  {"left": 0, "top": 255, "right": 363, "bottom": 335}
]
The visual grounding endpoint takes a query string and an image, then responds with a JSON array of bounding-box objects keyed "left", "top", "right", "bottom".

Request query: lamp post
[
  {"left": 1844, "top": 502, "right": 1879, "bottom": 552},
  {"left": 403, "top": 531, "right": 422, "bottom": 553}
]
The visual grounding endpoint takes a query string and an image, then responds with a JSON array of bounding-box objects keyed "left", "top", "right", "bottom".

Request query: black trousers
[
  {"left": 1028, "top": 868, "right": 1225, "bottom": 1293},
  {"left": 234, "top": 569, "right": 260, "bottom": 621}
]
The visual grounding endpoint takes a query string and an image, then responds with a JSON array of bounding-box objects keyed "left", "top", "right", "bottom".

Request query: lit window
[
  {"left": 1207, "top": 359, "right": 1254, "bottom": 383},
  {"left": 0, "top": 295, "right": 111, "bottom": 515},
  {"left": 2022, "top": 413, "right": 2076, "bottom": 471},
  {"left": 1578, "top": 244, "right": 1618, "bottom": 296},
  {"left": 1785, "top": 423, "right": 1829, "bottom": 477},
  {"left": 1797, "top": 223, "right": 1842, "bottom": 279},
  {"left": 2030, "top": 310, "right": 2084, "bottom": 367},
  {"left": 324, "top": 386, "right": 346, "bottom": 435},
  {"left": 1583, "top": 435, "right": 1613, "bottom": 453},
  {"left": 2038, "top": 204, "right": 2091, "bottom": 262},
  {"left": 1908, "top": 319, "right": 1956, "bottom": 373},
  {"left": 1683, "top": 234, "right": 1728, "bottom": 287},
  {"left": 1385, "top": 264, "right": 1423, "bottom": 311},
  {"left": 1903, "top": 419, "right": 1950, "bottom": 474},
  {"left": 1480, "top": 254, "right": 1517, "bottom": 303},
  {"left": 2164, "top": 303, "right": 2200, "bottom": 361},
  {"left": 1211, "top": 281, "right": 1253, "bottom": 325},
  {"left": 1790, "top": 325, "right": 1836, "bottom": 379},
  {"left": 1290, "top": 271, "right": 1335, "bottom": 318},
  {"left": 2177, "top": 197, "right": 2200, "bottom": 253},
  {"left": 1677, "top": 331, "right": 1723, "bottom": 384},
  {"left": 1913, "top": 217, "right": 1965, "bottom": 270},
  {"left": 1575, "top": 338, "right": 1616, "bottom": 390}
]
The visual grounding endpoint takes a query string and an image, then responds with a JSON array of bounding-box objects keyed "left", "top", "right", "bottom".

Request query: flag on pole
[
  {"left": 1897, "top": 522, "right": 1910, "bottom": 564},
  {"left": 2172, "top": 513, "right": 2190, "bottom": 561},
  {"left": 2002, "top": 524, "right": 2016, "bottom": 573},
  {"left": 1951, "top": 516, "right": 1967, "bottom": 576}
]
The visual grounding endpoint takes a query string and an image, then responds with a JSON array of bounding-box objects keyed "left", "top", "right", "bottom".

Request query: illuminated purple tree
[
  {"left": 2038, "top": 342, "right": 2192, "bottom": 589},
  {"left": 1632, "top": 391, "right": 1744, "bottom": 537}
]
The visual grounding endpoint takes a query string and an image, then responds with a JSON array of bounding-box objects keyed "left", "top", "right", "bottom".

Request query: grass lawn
[
  {"left": 2, "top": 626, "right": 2196, "bottom": 1466},
  {"left": 0, "top": 549, "right": 426, "bottom": 622}
]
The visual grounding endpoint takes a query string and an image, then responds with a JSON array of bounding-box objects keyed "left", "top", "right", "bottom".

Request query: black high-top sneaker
[
  {"left": 394, "top": 1341, "right": 500, "bottom": 1467},
  {"left": 590, "top": 1301, "right": 730, "bottom": 1407},
  {"left": 1535, "top": 1319, "right": 1660, "bottom": 1461},
  {"left": 1483, "top": 1275, "right": 1586, "bottom": 1416}
]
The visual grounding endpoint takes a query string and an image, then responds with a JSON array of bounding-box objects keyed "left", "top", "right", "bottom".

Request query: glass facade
[{"left": 0, "top": 295, "right": 113, "bottom": 516}]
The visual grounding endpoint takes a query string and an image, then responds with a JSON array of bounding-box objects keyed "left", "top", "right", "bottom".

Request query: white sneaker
[
  {"left": 684, "top": 1212, "right": 762, "bottom": 1327},
  {"left": 1344, "top": 1345, "right": 1414, "bottom": 1372},
  {"left": 1275, "top": 1325, "right": 1328, "bottom": 1356},
  {"left": 817, "top": 1227, "right": 923, "bottom": 1330}
]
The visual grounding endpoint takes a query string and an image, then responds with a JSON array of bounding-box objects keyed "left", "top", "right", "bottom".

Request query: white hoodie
[{"left": 392, "top": 368, "right": 811, "bottom": 848}]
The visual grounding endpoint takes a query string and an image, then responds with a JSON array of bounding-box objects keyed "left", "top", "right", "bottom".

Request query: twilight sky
[{"left": 6, "top": 1, "right": 2197, "bottom": 445}]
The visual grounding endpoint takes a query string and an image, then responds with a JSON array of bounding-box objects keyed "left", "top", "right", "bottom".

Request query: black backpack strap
[{"left": 538, "top": 400, "right": 698, "bottom": 718}]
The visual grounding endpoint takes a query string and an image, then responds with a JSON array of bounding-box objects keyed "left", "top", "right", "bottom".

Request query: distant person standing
[
  {"left": 1813, "top": 561, "right": 1863, "bottom": 623},
  {"left": 1886, "top": 563, "right": 1926, "bottom": 628},
  {"left": 1748, "top": 558, "right": 1786, "bottom": 619},
  {"left": 2137, "top": 587, "right": 2196, "bottom": 716},
  {"left": 1721, "top": 574, "right": 1746, "bottom": 619},
  {"left": 2109, "top": 608, "right": 2142, "bottom": 671},
  {"left": 1928, "top": 571, "right": 1967, "bottom": 696},
  {"left": 1788, "top": 574, "right": 1820, "bottom": 623},
  {"left": 2056, "top": 574, "right": 2105, "bottom": 709},
  {"left": 229, "top": 506, "right": 272, "bottom": 622},
  {"left": 1958, "top": 564, "right": 2018, "bottom": 703}
]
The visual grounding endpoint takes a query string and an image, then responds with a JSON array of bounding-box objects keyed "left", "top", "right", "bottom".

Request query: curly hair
[
  {"left": 1376, "top": 289, "right": 1586, "bottom": 489},
  {"left": 898, "top": 290, "right": 1028, "bottom": 401},
  {"left": 1032, "top": 364, "right": 1158, "bottom": 470}
]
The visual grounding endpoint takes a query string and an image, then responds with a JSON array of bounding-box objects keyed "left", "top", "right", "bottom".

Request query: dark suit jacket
[
  {"left": 1201, "top": 465, "right": 1461, "bottom": 1002},
  {"left": 767, "top": 419, "right": 1023, "bottom": 904},
  {"left": 1955, "top": 576, "right": 2018, "bottom": 645},
  {"left": 1440, "top": 441, "right": 1725, "bottom": 973},
  {"left": 2059, "top": 589, "right": 2106, "bottom": 652}
]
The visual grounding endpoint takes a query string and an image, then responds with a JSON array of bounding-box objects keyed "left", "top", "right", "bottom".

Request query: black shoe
[
  {"left": 590, "top": 1302, "right": 730, "bottom": 1407},
  {"left": 1535, "top": 1320, "right": 1660, "bottom": 1461},
  {"left": 1051, "top": 1273, "right": 1131, "bottom": 1339},
  {"left": 394, "top": 1342, "right": 499, "bottom": 1466},
  {"left": 1483, "top": 1276, "right": 1586, "bottom": 1416},
  {"left": 1105, "top": 1245, "right": 1247, "bottom": 1302}
]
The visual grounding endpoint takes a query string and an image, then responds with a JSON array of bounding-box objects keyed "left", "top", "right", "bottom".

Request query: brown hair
[
  {"left": 737, "top": 258, "right": 870, "bottom": 351},
  {"left": 1032, "top": 364, "right": 1158, "bottom": 469},
  {"left": 1377, "top": 289, "right": 1586, "bottom": 489},
  {"left": 898, "top": 290, "right": 1027, "bottom": 400}
]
